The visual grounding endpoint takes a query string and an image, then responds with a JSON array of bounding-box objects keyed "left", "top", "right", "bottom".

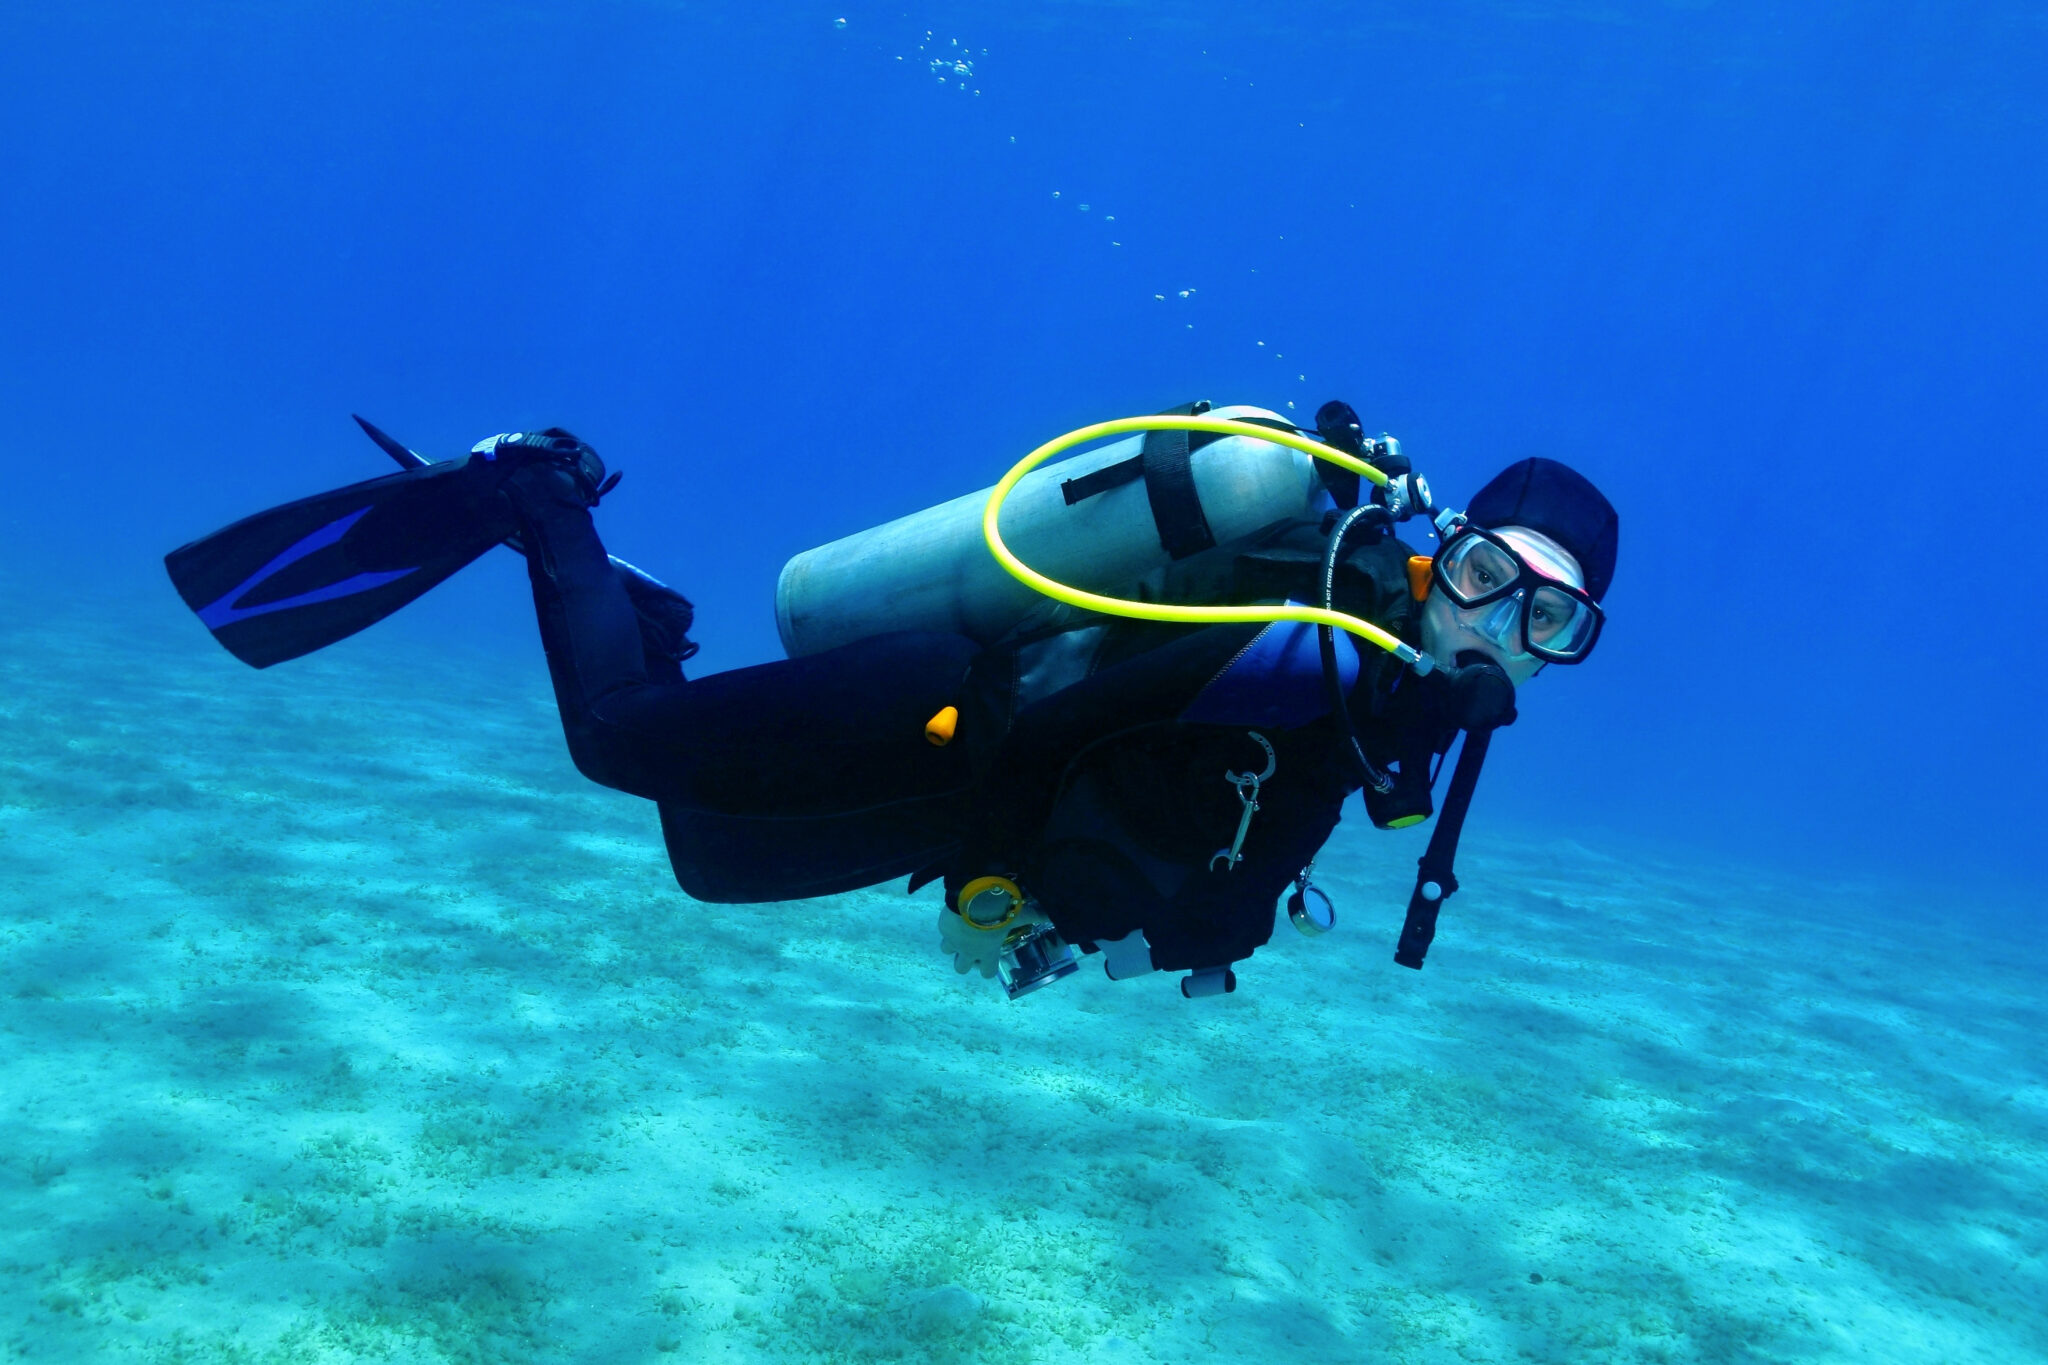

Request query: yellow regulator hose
[{"left": 981, "top": 416, "right": 1427, "bottom": 667}]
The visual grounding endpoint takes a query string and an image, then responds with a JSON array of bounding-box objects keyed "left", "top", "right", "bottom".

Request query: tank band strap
[
  {"left": 1138, "top": 426, "right": 1217, "bottom": 560},
  {"left": 1056, "top": 427, "right": 1219, "bottom": 562},
  {"left": 1056, "top": 399, "right": 1223, "bottom": 561}
]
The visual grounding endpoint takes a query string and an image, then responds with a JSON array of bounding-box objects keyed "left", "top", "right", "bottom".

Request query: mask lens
[
  {"left": 1527, "top": 584, "right": 1599, "bottom": 660},
  {"left": 1438, "top": 534, "right": 1521, "bottom": 606}
]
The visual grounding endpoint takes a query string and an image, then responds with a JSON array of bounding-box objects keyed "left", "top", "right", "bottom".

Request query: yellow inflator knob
[{"left": 924, "top": 705, "right": 959, "bottom": 746}]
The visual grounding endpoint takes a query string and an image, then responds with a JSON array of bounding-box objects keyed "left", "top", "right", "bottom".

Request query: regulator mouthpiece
[{"left": 1444, "top": 651, "right": 1518, "bottom": 730}]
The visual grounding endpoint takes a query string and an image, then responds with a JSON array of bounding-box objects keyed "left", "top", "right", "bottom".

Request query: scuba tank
[{"left": 775, "top": 404, "right": 1322, "bottom": 657}]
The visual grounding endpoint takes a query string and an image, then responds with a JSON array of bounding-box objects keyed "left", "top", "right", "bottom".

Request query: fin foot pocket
[{"left": 479, "top": 429, "right": 613, "bottom": 510}]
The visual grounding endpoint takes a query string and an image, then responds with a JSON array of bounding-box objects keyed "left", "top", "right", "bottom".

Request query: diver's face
[{"left": 1418, "top": 525, "right": 1585, "bottom": 687}]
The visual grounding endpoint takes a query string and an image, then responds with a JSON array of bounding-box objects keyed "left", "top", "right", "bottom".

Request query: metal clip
[{"left": 1211, "top": 731, "right": 1277, "bottom": 872}]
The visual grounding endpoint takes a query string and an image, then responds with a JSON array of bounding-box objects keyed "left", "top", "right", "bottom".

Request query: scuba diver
[{"left": 164, "top": 400, "right": 1616, "bottom": 1001}]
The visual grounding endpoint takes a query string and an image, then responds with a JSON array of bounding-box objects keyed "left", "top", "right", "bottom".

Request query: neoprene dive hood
[{"left": 1466, "top": 456, "right": 1619, "bottom": 602}]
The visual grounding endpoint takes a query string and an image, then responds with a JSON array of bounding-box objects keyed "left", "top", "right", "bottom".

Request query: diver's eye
[
  {"left": 1472, "top": 567, "right": 1497, "bottom": 589},
  {"left": 1527, "top": 589, "right": 1583, "bottom": 645}
]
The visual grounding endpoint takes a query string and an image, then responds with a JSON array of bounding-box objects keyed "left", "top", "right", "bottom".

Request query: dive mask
[{"left": 1434, "top": 527, "right": 1604, "bottom": 664}]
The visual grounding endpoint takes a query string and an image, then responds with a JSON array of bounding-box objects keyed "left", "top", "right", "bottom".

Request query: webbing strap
[
  {"left": 1058, "top": 401, "right": 1218, "bottom": 561},
  {"left": 1060, "top": 458, "right": 1144, "bottom": 504},
  {"left": 1138, "top": 426, "right": 1216, "bottom": 560}
]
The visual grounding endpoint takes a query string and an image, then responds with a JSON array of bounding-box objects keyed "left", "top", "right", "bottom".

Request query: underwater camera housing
[{"left": 997, "top": 922, "right": 1079, "bottom": 999}]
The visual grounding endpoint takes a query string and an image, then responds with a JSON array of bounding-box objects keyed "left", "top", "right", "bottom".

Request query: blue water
[
  {"left": 1, "top": 4, "right": 2043, "bottom": 1360},
  {"left": 8, "top": 3, "right": 2046, "bottom": 878}
]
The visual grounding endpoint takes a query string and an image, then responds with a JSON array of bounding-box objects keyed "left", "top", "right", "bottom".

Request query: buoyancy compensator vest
[
  {"left": 953, "top": 524, "right": 1504, "bottom": 994},
  {"left": 928, "top": 521, "right": 1481, "bottom": 996}
]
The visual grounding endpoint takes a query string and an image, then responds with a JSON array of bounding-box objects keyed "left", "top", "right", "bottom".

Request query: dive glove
[{"left": 936, "top": 905, "right": 1048, "bottom": 979}]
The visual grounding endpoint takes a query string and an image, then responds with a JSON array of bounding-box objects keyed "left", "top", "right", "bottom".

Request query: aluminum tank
[{"left": 775, "top": 405, "right": 1321, "bottom": 656}]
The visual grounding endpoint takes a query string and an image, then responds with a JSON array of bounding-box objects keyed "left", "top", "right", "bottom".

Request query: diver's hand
[{"left": 935, "top": 906, "right": 1047, "bottom": 979}]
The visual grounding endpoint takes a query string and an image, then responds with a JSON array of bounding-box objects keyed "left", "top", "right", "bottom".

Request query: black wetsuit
[{"left": 515, "top": 487, "right": 1450, "bottom": 975}]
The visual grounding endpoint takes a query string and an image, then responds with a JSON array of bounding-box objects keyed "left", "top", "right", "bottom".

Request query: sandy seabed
[{"left": 1, "top": 599, "right": 2042, "bottom": 1364}]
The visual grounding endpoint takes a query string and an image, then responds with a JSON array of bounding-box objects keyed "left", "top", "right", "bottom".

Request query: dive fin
[{"left": 164, "top": 457, "right": 516, "bottom": 669}]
